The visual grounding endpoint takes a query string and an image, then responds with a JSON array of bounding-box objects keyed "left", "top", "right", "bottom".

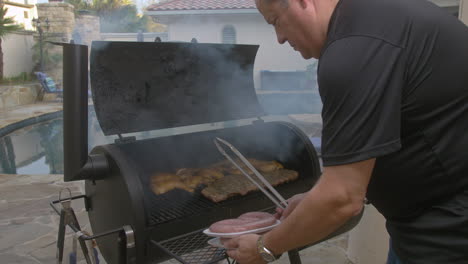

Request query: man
[{"left": 223, "top": 0, "right": 468, "bottom": 263}]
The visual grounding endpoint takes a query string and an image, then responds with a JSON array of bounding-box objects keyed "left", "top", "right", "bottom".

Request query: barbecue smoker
[{"left": 55, "top": 41, "right": 362, "bottom": 264}]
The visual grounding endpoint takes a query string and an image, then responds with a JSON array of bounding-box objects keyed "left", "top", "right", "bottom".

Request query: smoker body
[
  {"left": 85, "top": 121, "right": 320, "bottom": 263},
  {"left": 60, "top": 41, "right": 361, "bottom": 264}
]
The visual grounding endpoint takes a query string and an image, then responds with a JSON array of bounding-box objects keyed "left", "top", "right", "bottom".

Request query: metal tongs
[{"left": 214, "top": 137, "right": 288, "bottom": 210}]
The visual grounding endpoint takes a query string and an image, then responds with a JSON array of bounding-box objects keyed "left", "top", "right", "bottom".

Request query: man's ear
[
  {"left": 299, "top": 0, "right": 318, "bottom": 14},
  {"left": 298, "top": 0, "right": 310, "bottom": 9}
]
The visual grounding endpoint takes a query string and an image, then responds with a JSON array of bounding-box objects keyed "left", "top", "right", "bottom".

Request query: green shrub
[{"left": 0, "top": 72, "right": 35, "bottom": 85}]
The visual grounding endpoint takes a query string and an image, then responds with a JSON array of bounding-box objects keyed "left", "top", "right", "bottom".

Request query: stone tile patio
[{"left": 0, "top": 103, "right": 352, "bottom": 264}]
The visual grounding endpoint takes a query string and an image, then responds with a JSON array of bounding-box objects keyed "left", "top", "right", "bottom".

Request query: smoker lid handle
[{"left": 122, "top": 226, "right": 135, "bottom": 249}]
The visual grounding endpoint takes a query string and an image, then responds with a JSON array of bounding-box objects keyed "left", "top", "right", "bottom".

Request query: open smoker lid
[{"left": 90, "top": 41, "right": 264, "bottom": 136}]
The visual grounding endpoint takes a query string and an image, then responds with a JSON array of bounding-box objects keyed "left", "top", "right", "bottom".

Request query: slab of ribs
[{"left": 150, "top": 159, "right": 298, "bottom": 202}]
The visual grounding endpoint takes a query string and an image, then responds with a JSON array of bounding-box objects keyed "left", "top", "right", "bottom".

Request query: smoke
[
  {"left": 86, "top": 8, "right": 323, "bottom": 173},
  {"left": 142, "top": 13, "right": 321, "bottom": 116},
  {"left": 73, "top": 4, "right": 321, "bottom": 116},
  {"left": 88, "top": 41, "right": 322, "bottom": 181}
]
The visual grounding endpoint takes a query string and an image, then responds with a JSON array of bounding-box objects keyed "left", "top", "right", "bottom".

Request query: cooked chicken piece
[
  {"left": 201, "top": 169, "right": 299, "bottom": 202},
  {"left": 215, "top": 159, "right": 284, "bottom": 175},
  {"left": 151, "top": 180, "right": 193, "bottom": 195},
  {"left": 250, "top": 159, "right": 284, "bottom": 172},
  {"left": 151, "top": 172, "right": 178, "bottom": 183},
  {"left": 198, "top": 168, "right": 224, "bottom": 180},
  {"left": 226, "top": 167, "right": 252, "bottom": 175},
  {"left": 177, "top": 168, "right": 224, "bottom": 189},
  {"left": 175, "top": 168, "right": 199, "bottom": 180},
  {"left": 150, "top": 158, "right": 283, "bottom": 196},
  {"left": 150, "top": 172, "right": 193, "bottom": 194},
  {"left": 184, "top": 175, "right": 207, "bottom": 189}
]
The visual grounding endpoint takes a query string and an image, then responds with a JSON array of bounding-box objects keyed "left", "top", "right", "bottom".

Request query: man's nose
[{"left": 275, "top": 29, "right": 287, "bottom": 44}]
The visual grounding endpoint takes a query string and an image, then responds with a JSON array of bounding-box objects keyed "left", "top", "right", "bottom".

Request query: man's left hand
[{"left": 222, "top": 234, "right": 266, "bottom": 264}]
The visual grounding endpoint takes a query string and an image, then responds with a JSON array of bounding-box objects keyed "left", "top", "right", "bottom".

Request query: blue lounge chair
[
  {"left": 34, "top": 72, "right": 92, "bottom": 101},
  {"left": 34, "top": 72, "right": 63, "bottom": 101}
]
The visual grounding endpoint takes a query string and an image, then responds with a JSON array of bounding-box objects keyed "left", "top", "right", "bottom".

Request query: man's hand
[
  {"left": 222, "top": 234, "right": 266, "bottom": 264},
  {"left": 275, "top": 192, "right": 307, "bottom": 220}
]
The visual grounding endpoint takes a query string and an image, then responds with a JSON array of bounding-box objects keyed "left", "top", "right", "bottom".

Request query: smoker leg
[
  {"left": 287, "top": 249, "right": 302, "bottom": 264},
  {"left": 118, "top": 232, "right": 127, "bottom": 264}
]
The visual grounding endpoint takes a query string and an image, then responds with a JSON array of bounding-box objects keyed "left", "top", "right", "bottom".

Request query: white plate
[
  {"left": 207, "top": 237, "right": 238, "bottom": 249},
  {"left": 207, "top": 237, "right": 226, "bottom": 248},
  {"left": 203, "top": 220, "right": 281, "bottom": 238}
]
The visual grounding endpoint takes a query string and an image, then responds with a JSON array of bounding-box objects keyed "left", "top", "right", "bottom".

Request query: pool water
[
  {"left": 0, "top": 115, "right": 109, "bottom": 175},
  {"left": 0, "top": 111, "right": 314, "bottom": 175}
]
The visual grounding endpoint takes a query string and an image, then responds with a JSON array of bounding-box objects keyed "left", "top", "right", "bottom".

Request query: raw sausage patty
[{"left": 209, "top": 212, "right": 276, "bottom": 233}]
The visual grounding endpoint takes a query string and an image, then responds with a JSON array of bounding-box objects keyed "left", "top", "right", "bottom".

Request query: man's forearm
[{"left": 262, "top": 174, "right": 363, "bottom": 255}]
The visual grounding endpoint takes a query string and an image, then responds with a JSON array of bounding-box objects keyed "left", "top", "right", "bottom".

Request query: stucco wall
[
  {"left": 4, "top": 1, "right": 38, "bottom": 31},
  {"left": 2, "top": 31, "right": 35, "bottom": 78},
  {"left": 100, "top": 32, "right": 169, "bottom": 42},
  {"left": 163, "top": 13, "right": 314, "bottom": 90}
]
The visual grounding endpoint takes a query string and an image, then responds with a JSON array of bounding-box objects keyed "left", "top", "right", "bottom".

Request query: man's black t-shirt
[{"left": 317, "top": 0, "right": 468, "bottom": 262}]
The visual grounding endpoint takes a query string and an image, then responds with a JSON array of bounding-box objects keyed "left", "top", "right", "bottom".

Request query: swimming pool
[
  {"left": 0, "top": 112, "right": 110, "bottom": 174},
  {"left": 0, "top": 110, "right": 322, "bottom": 175},
  {"left": 1, "top": 110, "right": 321, "bottom": 175}
]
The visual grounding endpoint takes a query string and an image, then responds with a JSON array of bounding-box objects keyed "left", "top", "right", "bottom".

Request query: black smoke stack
[{"left": 60, "top": 42, "right": 108, "bottom": 182}]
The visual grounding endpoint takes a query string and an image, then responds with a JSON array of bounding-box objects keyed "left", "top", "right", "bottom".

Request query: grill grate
[
  {"left": 148, "top": 188, "right": 216, "bottom": 225},
  {"left": 146, "top": 177, "right": 312, "bottom": 226},
  {"left": 151, "top": 230, "right": 229, "bottom": 264}
]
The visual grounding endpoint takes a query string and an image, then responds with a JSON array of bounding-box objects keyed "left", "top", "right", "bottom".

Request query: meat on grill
[
  {"left": 150, "top": 168, "right": 223, "bottom": 194},
  {"left": 201, "top": 169, "right": 299, "bottom": 202},
  {"left": 149, "top": 159, "right": 288, "bottom": 196},
  {"left": 176, "top": 168, "right": 224, "bottom": 189},
  {"left": 150, "top": 172, "right": 194, "bottom": 195},
  {"left": 211, "top": 159, "right": 284, "bottom": 175}
]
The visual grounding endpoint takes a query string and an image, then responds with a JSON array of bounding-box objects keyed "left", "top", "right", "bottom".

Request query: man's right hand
[{"left": 275, "top": 192, "right": 307, "bottom": 220}]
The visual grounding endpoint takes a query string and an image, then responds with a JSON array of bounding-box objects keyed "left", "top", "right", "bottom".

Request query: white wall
[
  {"left": 5, "top": 1, "right": 38, "bottom": 31},
  {"left": 100, "top": 32, "right": 169, "bottom": 42},
  {"left": 460, "top": 0, "right": 468, "bottom": 24},
  {"left": 2, "top": 31, "right": 35, "bottom": 78},
  {"left": 164, "top": 13, "right": 314, "bottom": 90},
  {"left": 3, "top": 1, "right": 37, "bottom": 78}
]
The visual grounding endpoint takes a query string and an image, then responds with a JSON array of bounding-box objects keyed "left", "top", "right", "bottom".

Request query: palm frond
[{"left": 0, "top": 5, "right": 23, "bottom": 38}]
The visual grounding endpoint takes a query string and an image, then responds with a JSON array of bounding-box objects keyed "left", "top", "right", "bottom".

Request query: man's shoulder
[{"left": 327, "top": 0, "right": 442, "bottom": 49}]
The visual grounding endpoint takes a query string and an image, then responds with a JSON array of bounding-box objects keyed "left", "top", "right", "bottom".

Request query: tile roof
[{"left": 147, "top": 0, "right": 256, "bottom": 11}]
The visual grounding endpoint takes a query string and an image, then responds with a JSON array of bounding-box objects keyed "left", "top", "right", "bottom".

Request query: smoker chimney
[{"left": 60, "top": 42, "right": 108, "bottom": 182}]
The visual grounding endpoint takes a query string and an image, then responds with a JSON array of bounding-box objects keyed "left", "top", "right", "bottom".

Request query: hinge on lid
[{"left": 115, "top": 134, "right": 136, "bottom": 144}]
